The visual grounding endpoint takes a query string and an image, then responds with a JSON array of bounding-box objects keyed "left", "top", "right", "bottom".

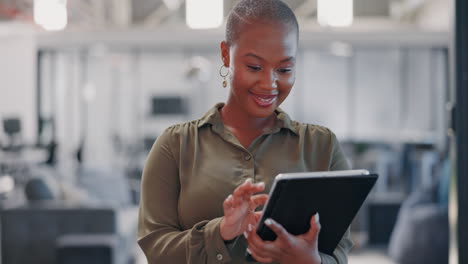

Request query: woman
[{"left": 138, "top": 0, "right": 353, "bottom": 263}]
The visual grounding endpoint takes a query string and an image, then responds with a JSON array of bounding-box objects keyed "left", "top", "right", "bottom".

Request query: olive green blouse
[{"left": 138, "top": 103, "right": 353, "bottom": 264}]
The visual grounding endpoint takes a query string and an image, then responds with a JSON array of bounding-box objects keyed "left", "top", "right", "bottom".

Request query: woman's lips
[{"left": 249, "top": 92, "right": 278, "bottom": 107}]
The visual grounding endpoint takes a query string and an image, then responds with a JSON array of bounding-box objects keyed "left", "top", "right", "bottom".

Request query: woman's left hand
[{"left": 244, "top": 213, "right": 322, "bottom": 264}]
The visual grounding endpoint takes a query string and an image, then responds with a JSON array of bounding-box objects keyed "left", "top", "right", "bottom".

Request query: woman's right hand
[{"left": 220, "top": 179, "right": 268, "bottom": 241}]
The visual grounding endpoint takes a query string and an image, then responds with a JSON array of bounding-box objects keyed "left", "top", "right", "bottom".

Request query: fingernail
[
  {"left": 227, "top": 194, "right": 232, "bottom": 200},
  {"left": 265, "top": 219, "right": 272, "bottom": 226},
  {"left": 257, "top": 182, "right": 265, "bottom": 187},
  {"left": 316, "top": 213, "right": 320, "bottom": 223},
  {"left": 247, "top": 247, "right": 252, "bottom": 254},
  {"left": 244, "top": 231, "right": 248, "bottom": 239},
  {"left": 245, "top": 178, "right": 252, "bottom": 184},
  {"left": 248, "top": 224, "right": 252, "bottom": 232}
]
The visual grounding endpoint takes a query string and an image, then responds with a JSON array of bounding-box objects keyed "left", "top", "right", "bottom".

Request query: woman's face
[{"left": 221, "top": 21, "right": 298, "bottom": 118}]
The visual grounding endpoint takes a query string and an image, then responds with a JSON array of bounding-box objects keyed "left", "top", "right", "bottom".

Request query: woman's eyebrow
[
  {"left": 280, "top": 57, "right": 295, "bottom": 63},
  {"left": 244, "top": 53, "right": 264, "bottom": 61},
  {"left": 244, "top": 53, "right": 295, "bottom": 63}
]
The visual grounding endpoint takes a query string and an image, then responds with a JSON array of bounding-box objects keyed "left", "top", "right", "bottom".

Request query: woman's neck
[{"left": 220, "top": 100, "right": 276, "bottom": 132}]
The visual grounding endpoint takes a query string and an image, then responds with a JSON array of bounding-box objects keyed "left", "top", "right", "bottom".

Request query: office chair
[{"left": 2, "top": 117, "right": 22, "bottom": 151}]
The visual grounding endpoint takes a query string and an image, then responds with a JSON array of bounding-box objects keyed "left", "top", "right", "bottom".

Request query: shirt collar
[{"left": 198, "top": 102, "right": 299, "bottom": 135}]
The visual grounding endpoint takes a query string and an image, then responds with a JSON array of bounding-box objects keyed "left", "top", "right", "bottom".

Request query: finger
[
  {"left": 249, "top": 194, "right": 269, "bottom": 210},
  {"left": 238, "top": 181, "right": 265, "bottom": 198},
  {"left": 304, "top": 213, "right": 321, "bottom": 243},
  {"left": 247, "top": 211, "right": 263, "bottom": 230},
  {"left": 247, "top": 247, "right": 274, "bottom": 264},
  {"left": 264, "top": 218, "right": 294, "bottom": 246},
  {"left": 245, "top": 232, "right": 278, "bottom": 262},
  {"left": 245, "top": 224, "right": 281, "bottom": 259},
  {"left": 245, "top": 182, "right": 266, "bottom": 204},
  {"left": 254, "top": 211, "right": 263, "bottom": 224},
  {"left": 232, "top": 179, "right": 253, "bottom": 206},
  {"left": 222, "top": 194, "right": 233, "bottom": 212},
  {"left": 233, "top": 180, "right": 265, "bottom": 207}
]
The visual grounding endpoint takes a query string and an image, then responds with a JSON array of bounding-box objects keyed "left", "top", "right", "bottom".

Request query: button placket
[{"left": 242, "top": 151, "right": 255, "bottom": 181}]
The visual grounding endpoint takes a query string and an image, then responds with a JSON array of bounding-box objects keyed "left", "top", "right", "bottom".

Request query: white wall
[{"left": 0, "top": 23, "right": 37, "bottom": 145}]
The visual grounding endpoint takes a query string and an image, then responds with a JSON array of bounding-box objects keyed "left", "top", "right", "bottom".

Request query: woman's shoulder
[
  {"left": 290, "top": 120, "right": 336, "bottom": 138},
  {"left": 151, "top": 120, "right": 200, "bottom": 156},
  {"left": 159, "top": 119, "right": 200, "bottom": 139},
  {"left": 287, "top": 120, "right": 344, "bottom": 150},
  {"left": 160, "top": 103, "right": 222, "bottom": 137}
]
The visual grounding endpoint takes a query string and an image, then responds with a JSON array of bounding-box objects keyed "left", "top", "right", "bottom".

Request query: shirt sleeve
[
  {"left": 329, "top": 131, "right": 351, "bottom": 171},
  {"left": 319, "top": 228, "right": 354, "bottom": 264},
  {"left": 319, "top": 130, "right": 354, "bottom": 264},
  {"left": 137, "top": 126, "right": 232, "bottom": 264}
]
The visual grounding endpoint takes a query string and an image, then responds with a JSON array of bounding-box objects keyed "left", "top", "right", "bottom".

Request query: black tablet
[{"left": 247, "top": 169, "right": 378, "bottom": 259}]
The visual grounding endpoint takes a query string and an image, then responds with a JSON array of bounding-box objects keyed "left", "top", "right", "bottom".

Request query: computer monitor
[
  {"left": 151, "top": 96, "right": 186, "bottom": 115},
  {"left": 3, "top": 118, "right": 21, "bottom": 136}
]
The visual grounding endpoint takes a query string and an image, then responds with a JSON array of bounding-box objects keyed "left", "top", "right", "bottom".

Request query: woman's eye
[
  {"left": 278, "top": 68, "right": 292, "bottom": 74},
  {"left": 247, "top": 65, "right": 261, "bottom": 71}
]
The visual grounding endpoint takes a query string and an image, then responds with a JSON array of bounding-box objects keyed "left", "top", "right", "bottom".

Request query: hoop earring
[{"left": 219, "top": 65, "right": 229, "bottom": 88}]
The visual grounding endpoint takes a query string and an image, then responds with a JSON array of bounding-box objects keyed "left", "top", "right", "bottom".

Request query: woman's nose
[{"left": 259, "top": 70, "right": 278, "bottom": 90}]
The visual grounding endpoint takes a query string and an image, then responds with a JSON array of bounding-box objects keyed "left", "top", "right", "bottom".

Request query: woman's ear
[{"left": 220, "top": 41, "right": 230, "bottom": 67}]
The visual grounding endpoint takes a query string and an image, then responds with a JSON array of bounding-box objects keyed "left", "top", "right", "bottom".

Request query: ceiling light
[
  {"left": 318, "top": 0, "right": 353, "bottom": 27},
  {"left": 186, "top": 0, "right": 223, "bottom": 29},
  {"left": 34, "top": 0, "right": 68, "bottom": 31}
]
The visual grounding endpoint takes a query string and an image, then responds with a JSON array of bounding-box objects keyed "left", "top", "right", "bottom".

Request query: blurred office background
[{"left": 0, "top": 0, "right": 460, "bottom": 263}]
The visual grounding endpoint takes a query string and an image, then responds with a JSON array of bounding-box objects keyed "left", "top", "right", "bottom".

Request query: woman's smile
[{"left": 249, "top": 91, "right": 278, "bottom": 107}]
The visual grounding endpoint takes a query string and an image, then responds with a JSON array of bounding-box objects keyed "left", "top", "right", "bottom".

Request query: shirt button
[
  {"left": 244, "top": 155, "right": 251, "bottom": 161},
  {"left": 216, "top": 253, "right": 223, "bottom": 261}
]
